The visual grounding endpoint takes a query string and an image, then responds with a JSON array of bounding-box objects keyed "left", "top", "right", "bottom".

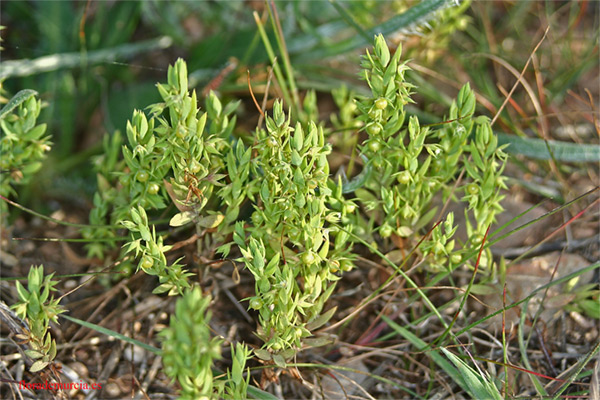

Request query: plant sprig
[{"left": 11, "top": 265, "right": 65, "bottom": 372}]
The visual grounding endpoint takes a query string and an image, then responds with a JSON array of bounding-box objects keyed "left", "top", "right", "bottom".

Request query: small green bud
[
  {"left": 329, "top": 260, "right": 340, "bottom": 273},
  {"left": 374, "top": 97, "right": 388, "bottom": 110},
  {"left": 368, "top": 109, "right": 382, "bottom": 120},
  {"left": 450, "top": 254, "right": 462, "bottom": 264},
  {"left": 396, "top": 170, "right": 411, "bottom": 185},
  {"left": 302, "top": 251, "right": 316, "bottom": 265},
  {"left": 340, "top": 260, "right": 353, "bottom": 272},
  {"left": 368, "top": 140, "right": 381, "bottom": 152},
  {"left": 380, "top": 224, "right": 393, "bottom": 238},
  {"left": 343, "top": 203, "right": 356, "bottom": 214},
  {"left": 371, "top": 156, "right": 384, "bottom": 168},
  {"left": 140, "top": 257, "right": 153, "bottom": 270},
  {"left": 147, "top": 183, "right": 160, "bottom": 195},
  {"left": 366, "top": 123, "right": 383, "bottom": 136},
  {"left": 266, "top": 136, "right": 278, "bottom": 148},
  {"left": 466, "top": 183, "right": 479, "bottom": 195},
  {"left": 250, "top": 298, "right": 263, "bottom": 310},
  {"left": 136, "top": 171, "right": 149, "bottom": 182}
]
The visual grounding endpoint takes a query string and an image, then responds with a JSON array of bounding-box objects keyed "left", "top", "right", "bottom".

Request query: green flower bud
[
  {"left": 374, "top": 97, "right": 388, "bottom": 110},
  {"left": 380, "top": 224, "right": 393, "bottom": 238},
  {"left": 450, "top": 254, "right": 462, "bottom": 264},
  {"left": 148, "top": 183, "right": 160, "bottom": 195},
  {"left": 368, "top": 140, "right": 381, "bottom": 152},
  {"left": 396, "top": 170, "right": 411, "bottom": 184},
  {"left": 302, "top": 251, "right": 316, "bottom": 265},
  {"left": 140, "top": 257, "right": 153, "bottom": 270},
  {"left": 466, "top": 183, "right": 479, "bottom": 195},
  {"left": 136, "top": 171, "right": 149, "bottom": 182},
  {"left": 366, "top": 122, "right": 383, "bottom": 136},
  {"left": 250, "top": 298, "right": 263, "bottom": 310}
]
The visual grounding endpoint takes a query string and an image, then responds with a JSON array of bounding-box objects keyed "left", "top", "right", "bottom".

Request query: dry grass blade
[{"left": 591, "top": 356, "right": 600, "bottom": 400}]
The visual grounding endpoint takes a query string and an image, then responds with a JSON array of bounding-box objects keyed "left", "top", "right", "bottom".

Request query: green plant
[
  {"left": 0, "top": 89, "right": 52, "bottom": 219},
  {"left": 85, "top": 31, "right": 509, "bottom": 367},
  {"left": 563, "top": 282, "right": 600, "bottom": 319},
  {"left": 441, "top": 348, "right": 504, "bottom": 400},
  {"left": 160, "top": 287, "right": 221, "bottom": 399},
  {"left": 230, "top": 99, "right": 358, "bottom": 360},
  {"left": 159, "top": 286, "right": 251, "bottom": 400},
  {"left": 351, "top": 34, "right": 507, "bottom": 271},
  {"left": 11, "top": 265, "right": 65, "bottom": 373},
  {"left": 83, "top": 59, "right": 240, "bottom": 268},
  {"left": 121, "top": 206, "right": 192, "bottom": 296}
]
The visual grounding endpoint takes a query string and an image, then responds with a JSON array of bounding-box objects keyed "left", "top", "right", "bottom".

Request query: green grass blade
[
  {"left": 301, "top": 0, "right": 455, "bottom": 60},
  {"left": 381, "top": 315, "right": 469, "bottom": 394},
  {"left": 550, "top": 340, "right": 600, "bottom": 399},
  {"left": 441, "top": 348, "right": 503, "bottom": 400},
  {"left": 518, "top": 301, "right": 548, "bottom": 396},
  {"left": 0, "top": 36, "right": 173, "bottom": 79},
  {"left": 0, "top": 195, "right": 118, "bottom": 229},
  {"left": 329, "top": 0, "right": 371, "bottom": 42},
  {"left": 266, "top": 2, "right": 301, "bottom": 116},
  {"left": 247, "top": 384, "right": 280, "bottom": 400},
  {"left": 60, "top": 314, "right": 161, "bottom": 355},
  {"left": 253, "top": 11, "right": 293, "bottom": 113},
  {"left": 498, "top": 133, "right": 600, "bottom": 162}
]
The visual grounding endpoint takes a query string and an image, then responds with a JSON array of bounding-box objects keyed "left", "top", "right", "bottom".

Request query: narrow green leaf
[
  {"left": 272, "top": 353, "right": 286, "bottom": 368},
  {"left": 14, "top": 280, "right": 30, "bottom": 302},
  {"left": 441, "top": 348, "right": 503, "bottom": 400},
  {"left": 0, "top": 89, "right": 37, "bottom": 121},
  {"left": 169, "top": 211, "right": 195, "bottom": 227},
  {"left": 196, "top": 213, "right": 225, "bottom": 229},
  {"left": 60, "top": 314, "right": 160, "bottom": 355},
  {"left": 247, "top": 384, "right": 280, "bottom": 400},
  {"left": 1, "top": 37, "right": 174, "bottom": 79},
  {"left": 306, "top": 306, "right": 337, "bottom": 330},
  {"left": 498, "top": 133, "right": 600, "bottom": 162},
  {"left": 301, "top": 0, "right": 454, "bottom": 61},
  {"left": 24, "top": 349, "right": 44, "bottom": 359},
  {"left": 253, "top": 348, "right": 272, "bottom": 361},
  {"left": 302, "top": 336, "right": 334, "bottom": 348},
  {"left": 30, "top": 360, "right": 49, "bottom": 373},
  {"left": 381, "top": 315, "right": 469, "bottom": 393}
]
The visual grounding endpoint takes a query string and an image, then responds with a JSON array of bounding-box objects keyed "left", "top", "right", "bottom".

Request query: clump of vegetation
[
  {"left": 0, "top": 90, "right": 51, "bottom": 219},
  {"left": 11, "top": 265, "right": 65, "bottom": 372},
  {"left": 2, "top": 1, "right": 597, "bottom": 399},
  {"left": 78, "top": 32, "right": 508, "bottom": 391},
  {"left": 159, "top": 287, "right": 251, "bottom": 400},
  {"left": 351, "top": 34, "right": 507, "bottom": 271},
  {"left": 233, "top": 101, "right": 353, "bottom": 359}
]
